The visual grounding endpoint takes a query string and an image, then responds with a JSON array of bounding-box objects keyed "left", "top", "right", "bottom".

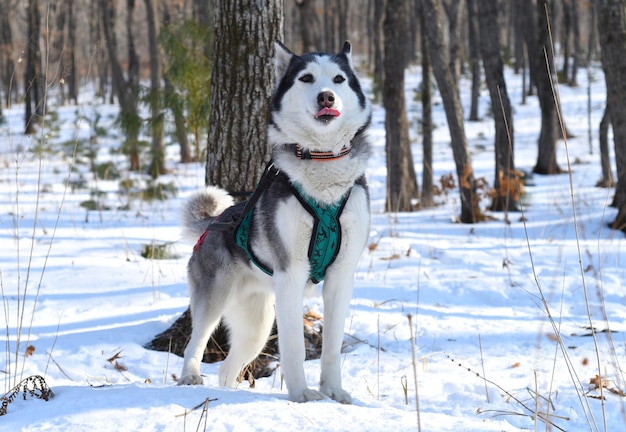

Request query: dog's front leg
[
  {"left": 318, "top": 267, "right": 354, "bottom": 404},
  {"left": 274, "top": 271, "right": 325, "bottom": 402}
]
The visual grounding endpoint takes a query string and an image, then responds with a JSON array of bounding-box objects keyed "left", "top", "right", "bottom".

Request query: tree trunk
[
  {"left": 67, "top": 0, "right": 77, "bottom": 103},
  {"left": 560, "top": 0, "right": 571, "bottom": 82},
  {"left": 100, "top": 0, "right": 142, "bottom": 171},
  {"left": 442, "top": 0, "right": 464, "bottom": 84},
  {"left": 144, "top": 0, "right": 165, "bottom": 178},
  {"left": 467, "top": 0, "right": 480, "bottom": 121},
  {"left": 513, "top": 0, "right": 526, "bottom": 76},
  {"left": 383, "top": 0, "right": 419, "bottom": 212},
  {"left": 522, "top": 0, "right": 563, "bottom": 175},
  {"left": 569, "top": 0, "right": 581, "bottom": 86},
  {"left": 205, "top": 0, "right": 283, "bottom": 192},
  {"left": 51, "top": 2, "right": 67, "bottom": 105},
  {"left": 323, "top": 0, "right": 335, "bottom": 52},
  {"left": 338, "top": 0, "right": 349, "bottom": 50},
  {"left": 422, "top": 0, "right": 480, "bottom": 223},
  {"left": 597, "top": 99, "right": 614, "bottom": 188},
  {"left": 587, "top": 1, "right": 598, "bottom": 64},
  {"left": 0, "top": 0, "right": 14, "bottom": 106},
  {"left": 420, "top": 2, "right": 435, "bottom": 208},
  {"left": 596, "top": 0, "right": 626, "bottom": 231},
  {"left": 25, "top": 0, "right": 42, "bottom": 134},
  {"left": 295, "top": 0, "right": 322, "bottom": 52},
  {"left": 372, "top": 0, "right": 384, "bottom": 101},
  {"left": 477, "top": 0, "right": 519, "bottom": 213},
  {"left": 160, "top": 4, "right": 196, "bottom": 164}
]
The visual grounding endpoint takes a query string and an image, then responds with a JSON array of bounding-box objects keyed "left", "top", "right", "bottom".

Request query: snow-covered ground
[{"left": 1, "top": 64, "right": 624, "bottom": 431}]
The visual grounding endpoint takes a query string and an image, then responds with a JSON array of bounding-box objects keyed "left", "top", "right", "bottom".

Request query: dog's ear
[
  {"left": 274, "top": 41, "right": 293, "bottom": 81},
  {"left": 339, "top": 41, "right": 353, "bottom": 68}
]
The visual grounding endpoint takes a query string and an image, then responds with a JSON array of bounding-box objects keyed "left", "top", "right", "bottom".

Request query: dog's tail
[{"left": 181, "top": 186, "right": 234, "bottom": 240}]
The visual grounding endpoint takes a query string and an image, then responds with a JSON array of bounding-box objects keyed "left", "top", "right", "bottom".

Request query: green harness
[{"left": 235, "top": 180, "right": 350, "bottom": 284}]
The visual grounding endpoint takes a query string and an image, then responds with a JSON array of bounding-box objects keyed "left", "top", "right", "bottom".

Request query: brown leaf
[
  {"left": 25, "top": 345, "right": 35, "bottom": 357},
  {"left": 380, "top": 253, "right": 401, "bottom": 261},
  {"left": 107, "top": 350, "right": 123, "bottom": 364},
  {"left": 460, "top": 164, "right": 473, "bottom": 189},
  {"left": 113, "top": 361, "right": 128, "bottom": 372}
]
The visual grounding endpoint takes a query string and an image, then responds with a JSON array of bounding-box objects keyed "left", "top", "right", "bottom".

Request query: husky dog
[{"left": 178, "top": 41, "right": 371, "bottom": 404}]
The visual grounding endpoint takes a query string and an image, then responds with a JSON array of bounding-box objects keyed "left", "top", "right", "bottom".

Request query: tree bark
[
  {"left": 513, "top": 0, "right": 526, "bottom": 76},
  {"left": 25, "top": 0, "right": 43, "bottom": 134},
  {"left": 420, "top": 2, "right": 435, "bottom": 208},
  {"left": 295, "top": 0, "right": 322, "bottom": 52},
  {"left": 597, "top": 99, "right": 614, "bottom": 188},
  {"left": 144, "top": 0, "right": 165, "bottom": 178},
  {"left": 477, "top": 0, "right": 519, "bottom": 213},
  {"left": 100, "top": 0, "right": 142, "bottom": 170},
  {"left": 569, "top": 0, "right": 581, "bottom": 86},
  {"left": 596, "top": 0, "right": 626, "bottom": 231},
  {"left": 467, "top": 0, "right": 480, "bottom": 122},
  {"left": 205, "top": 0, "right": 283, "bottom": 192},
  {"left": 422, "top": 0, "right": 480, "bottom": 223},
  {"left": 560, "top": 0, "right": 572, "bottom": 82},
  {"left": 67, "top": 0, "right": 77, "bottom": 103},
  {"left": 522, "top": 0, "right": 563, "bottom": 174},
  {"left": 161, "top": 4, "right": 192, "bottom": 163},
  {"left": 372, "top": 0, "right": 384, "bottom": 101},
  {"left": 383, "top": 0, "right": 419, "bottom": 212},
  {"left": 0, "top": 0, "right": 16, "bottom": 106},
  {"left": 442, "top": 0, "right": 464, "bottom": 85}
]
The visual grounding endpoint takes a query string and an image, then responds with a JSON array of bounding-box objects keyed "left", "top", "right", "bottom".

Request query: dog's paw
[
  {"left": 289, "top": 388, "right": 327, "bottom": 403},
  {"left": 177, "top": 375, "right": 204, "bottom": 386},
  {"left": 320, "top": 386, "right": 353, "bottom": 404}
]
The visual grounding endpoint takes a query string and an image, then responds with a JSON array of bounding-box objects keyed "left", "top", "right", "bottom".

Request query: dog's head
[{"left": 268, "top": 41, "right": 371, "bottom": 154}]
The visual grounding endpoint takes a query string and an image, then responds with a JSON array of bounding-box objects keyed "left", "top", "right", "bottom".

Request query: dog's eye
[
  {"left": 299, "top": 74, "right": 314, "bottom": 83},
  {"left": 333, "top": 75, "right": 346, "bottom": 84}
]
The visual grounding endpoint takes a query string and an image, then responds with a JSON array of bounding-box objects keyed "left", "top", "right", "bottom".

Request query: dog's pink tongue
[{"left": 315, "top": 107, "right": 341, "bottom": 118}]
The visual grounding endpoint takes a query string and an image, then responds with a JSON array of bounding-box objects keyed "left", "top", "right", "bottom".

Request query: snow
[{"left": 1, "top": 65, "right": 625, "bottom": 432}]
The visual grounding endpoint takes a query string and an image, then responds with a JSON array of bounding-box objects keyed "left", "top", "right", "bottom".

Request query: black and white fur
[{"left": 178, "top": 41, "right": 371, "bottom": 404}]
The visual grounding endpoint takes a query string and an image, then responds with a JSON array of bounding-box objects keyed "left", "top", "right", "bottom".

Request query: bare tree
[
  {"left": 100, "top": 0, "right": 142, "bottom": 170},
  {"left": 0, "top": 0, "right": 16, "bottom": 107},
  {"left": 522, "top": 0, "right": 563, "bottom": 174},
  {"left": 383, "top": 0, "right": 419, "bottom": 212},
  {"left": 596, "top": 0, "right": 626, "bottom": 231},
  {"left": 467, "top": 0, "right": 480, "bottom": 121},
  {"left": 422, "top": 0, "right": 481, "bottom": 223},
  {"left": 144, "top": 0, "right": 165, "bottom": 178},
  {"left": 25, "top": 0, "right": 43, "bottom": 134},
  {"left": 597, "top": 99, "right": 614, "bottom": 187},
  {"left": 477, "top": 0, "right": 519, "bottom": 212},
  {"left": 295, "top": 0, "right": 322, "bottom": 52},
  {"left": 372, "top": 0, "right": 384, "bottom": 100},
  {"left": 419, "top": 1, "right": 435, "bottom": 208},
  {"left": 66, "top": 1, "right": 77, "bottom": 103},
  {"left": 442, "top": 0, "right": 464, "bottom": 84},
  {"left": 561, "top": 0, "right": 573, "bottom": 82},
  {"left": 569, "top": 0, "right": 581, "bottom": 86},
  {"left": 205, "top": 0, "right": 283, "bottom": 192}
]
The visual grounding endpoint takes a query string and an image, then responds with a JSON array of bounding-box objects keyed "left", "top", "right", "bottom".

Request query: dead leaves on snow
[
  {"left": 107, "top": 349, "right": 128, "bottom": 372},
  {"left": 587, "top": 374, "right": 626, "bottom": 399}
]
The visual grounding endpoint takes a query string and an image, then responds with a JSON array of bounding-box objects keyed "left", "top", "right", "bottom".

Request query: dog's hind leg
[
  {"left": 218, "top": 290, "right": 275, "bottom": 387},
  {"left": 179, "top": 279, "right": 227, "bottom": 385}
]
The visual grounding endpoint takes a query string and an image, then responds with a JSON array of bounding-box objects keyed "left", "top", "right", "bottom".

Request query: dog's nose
[{"left": 317, "top": 91, "right": 335, "bottom": 108}]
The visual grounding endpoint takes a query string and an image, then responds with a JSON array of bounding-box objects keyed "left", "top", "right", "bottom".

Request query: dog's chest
[{"left": 238, "top": 182, "right": 350, "bottom": 284}]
